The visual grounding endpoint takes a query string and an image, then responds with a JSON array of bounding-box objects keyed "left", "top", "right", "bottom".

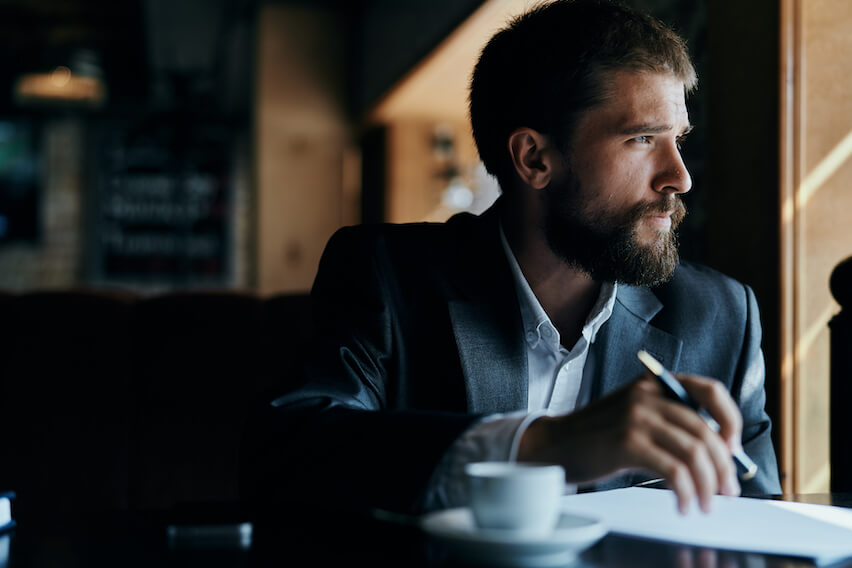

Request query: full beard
[{"left": 543, "top": 176, "right": 687, "bottom": 287}]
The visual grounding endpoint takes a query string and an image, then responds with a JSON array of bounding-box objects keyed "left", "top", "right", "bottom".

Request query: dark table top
[{"left": 3, "top": 493, "right": 852, "bottom": 568}]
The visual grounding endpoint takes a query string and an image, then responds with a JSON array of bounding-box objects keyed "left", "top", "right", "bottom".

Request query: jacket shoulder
[
  {"left": 322, "top": 211, "right": 483, "bottom": 260},
  {"left": 661, "top": 260, "right": 751, "bottom": 303},
  {"left": 651, "top": 260, "right": 757, "bottom": 342}
]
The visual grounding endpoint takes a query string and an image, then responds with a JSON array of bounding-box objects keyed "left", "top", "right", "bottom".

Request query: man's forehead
[{"left": 585, "top": 70, "right": 690, "bottom": 131}]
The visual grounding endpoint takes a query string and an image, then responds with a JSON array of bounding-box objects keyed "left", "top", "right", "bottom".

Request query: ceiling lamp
[{"left": 13, "top": 50, "right": 108, "bottom": 108}]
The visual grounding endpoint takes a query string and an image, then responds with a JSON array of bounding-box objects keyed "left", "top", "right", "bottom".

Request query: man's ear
[{"left": 507, "top": 127, "right": 554, "bottom": 190}]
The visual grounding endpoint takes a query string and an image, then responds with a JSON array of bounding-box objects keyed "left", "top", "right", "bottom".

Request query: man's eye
[
  {"left": 676, "top": 136, "right": 687, "bottom": 149},
  {"left": 632, "top": 135, "right": 651, "bottom": 144}
]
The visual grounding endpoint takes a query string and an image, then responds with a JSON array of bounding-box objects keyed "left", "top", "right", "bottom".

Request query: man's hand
[{"left": 517, "top": 372, "right": 743, "bottom": 514}]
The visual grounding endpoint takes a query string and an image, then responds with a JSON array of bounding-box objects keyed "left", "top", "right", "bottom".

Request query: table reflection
[{"left": 2, "top": 494, "right": 850, "bottom": 568}]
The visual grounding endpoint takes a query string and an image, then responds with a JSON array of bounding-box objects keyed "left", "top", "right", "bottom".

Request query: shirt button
[
  {"left": 541, "top": 326, "right": 552, "bottom": 338},
  {"left": 526, "top": 331, "right": 537, "bottom": 343}
]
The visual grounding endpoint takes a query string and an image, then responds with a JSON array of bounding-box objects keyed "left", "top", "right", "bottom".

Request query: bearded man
[{"left": 244, "top": 0, "right": 781, "bottom": 520}]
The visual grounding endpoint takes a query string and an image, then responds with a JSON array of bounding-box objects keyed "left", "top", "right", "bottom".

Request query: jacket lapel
[
  {"left": 449, "top": 300, "right": 528, "bottom": 413},
  {"left": 586, "top": 284, "right": 683, "bottom": 401},
  {"left": 445, "top": 202, "right": 528, "bottom": 414}
]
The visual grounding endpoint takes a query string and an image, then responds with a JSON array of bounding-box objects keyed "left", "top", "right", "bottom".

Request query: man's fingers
[
  {"left": 628, "top": 376, "right": 740, "bottom": 511},
  {"left": 678, "top": 374, "right": 743, "bottom": 450},
  {"left": 629, "top": 435, "right": 697, "bottom": 514},
  {"left": 657, "top": 373, "right": 744, "bottom": 496},
  {"left": 656, "top": 399, "right": 738, "bottom": 500},
  {"left": 645, "top": 411, "right": 718, "bottom": 513}
]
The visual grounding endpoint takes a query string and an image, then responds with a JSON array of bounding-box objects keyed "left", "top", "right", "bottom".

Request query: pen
[{"left": 636, "top": 350, "right": 758, "bottom": 481}]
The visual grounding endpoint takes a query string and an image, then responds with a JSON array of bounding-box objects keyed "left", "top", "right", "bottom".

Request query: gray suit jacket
[{"left": 249, "top": 200, "right": 780, "bottom": 515}]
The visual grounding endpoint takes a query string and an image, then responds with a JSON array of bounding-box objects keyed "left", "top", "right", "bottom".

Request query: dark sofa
[{"left": 0, "top": 288, "right": 312, "bottom": 523}]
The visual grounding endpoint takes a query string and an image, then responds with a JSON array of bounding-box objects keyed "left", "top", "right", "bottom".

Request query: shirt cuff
[{"left": 422, "top": 410, "right": 548, "bottom": 511}]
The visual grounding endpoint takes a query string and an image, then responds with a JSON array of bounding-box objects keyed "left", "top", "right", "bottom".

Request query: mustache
[{"left": 632, "top": 196, "right": 687, "bottom": 228}]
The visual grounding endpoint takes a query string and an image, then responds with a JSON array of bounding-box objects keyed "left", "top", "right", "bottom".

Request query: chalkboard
[{"left": 88, "top": 115, "right": 236, "bottom": 287}]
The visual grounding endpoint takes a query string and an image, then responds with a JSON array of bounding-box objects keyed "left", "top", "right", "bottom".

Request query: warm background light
[{"left": 14, "top": 69, "right": 107, "bottom": 107}]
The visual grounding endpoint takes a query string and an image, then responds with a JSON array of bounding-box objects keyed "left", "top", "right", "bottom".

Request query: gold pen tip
[{"left": 637, "top": 349, "right": 663, "bottom": 376}]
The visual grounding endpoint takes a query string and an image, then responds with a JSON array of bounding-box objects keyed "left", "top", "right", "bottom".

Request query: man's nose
[{"left": 654, "top": 145, "right": 692, "bottom": 195}]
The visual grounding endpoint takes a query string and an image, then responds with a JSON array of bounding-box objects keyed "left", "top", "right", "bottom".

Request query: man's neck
[{"left": 502, "top": 203, "right": 602, "bottom": 347}]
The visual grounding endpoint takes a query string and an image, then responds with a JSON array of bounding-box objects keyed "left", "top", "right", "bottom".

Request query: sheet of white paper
[{"left": 561, "top": 487, "right": 852, "bottom": 566}]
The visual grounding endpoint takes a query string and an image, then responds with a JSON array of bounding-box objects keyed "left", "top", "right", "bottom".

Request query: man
[{"left": 243, "top": 0, "right": 781, "bottom": 519}]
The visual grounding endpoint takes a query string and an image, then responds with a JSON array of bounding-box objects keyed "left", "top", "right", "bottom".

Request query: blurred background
[
  {"left": 0, "top": 0, "right": 849, "bottom": 497},
  {"left": 0, "top": 0, "right": 750, "bottom": 296}
]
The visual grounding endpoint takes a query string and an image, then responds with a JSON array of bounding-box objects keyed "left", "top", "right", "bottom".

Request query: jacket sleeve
[
  {"left": 240, "top": 227, "right": 479, "bottom": 516},
  {"left": 735, "top": 284, "right": 782, "bottom": 496}
]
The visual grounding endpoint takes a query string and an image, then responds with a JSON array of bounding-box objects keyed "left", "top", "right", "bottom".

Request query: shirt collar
[{"left": 498, "top": 223, "right": 617, "bottom": 351}]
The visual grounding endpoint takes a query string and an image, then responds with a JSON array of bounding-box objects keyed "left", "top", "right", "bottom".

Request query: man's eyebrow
[{"left": 618, "top": 123, "right": 694, "bottom": 136}]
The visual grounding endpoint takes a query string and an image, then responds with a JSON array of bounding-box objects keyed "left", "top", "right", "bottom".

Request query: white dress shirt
[{"left": 423, "top": 226, "right": 617, "bottom": 510}]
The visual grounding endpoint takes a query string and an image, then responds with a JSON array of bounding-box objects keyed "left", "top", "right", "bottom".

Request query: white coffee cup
[{"left": 464, "top": 461, "right": 566, "bottom": 537}]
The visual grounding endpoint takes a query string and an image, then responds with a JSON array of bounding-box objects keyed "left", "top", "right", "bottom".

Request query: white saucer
[{"left": 421, "top": 508, "right": 607, "bottom": 567}]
